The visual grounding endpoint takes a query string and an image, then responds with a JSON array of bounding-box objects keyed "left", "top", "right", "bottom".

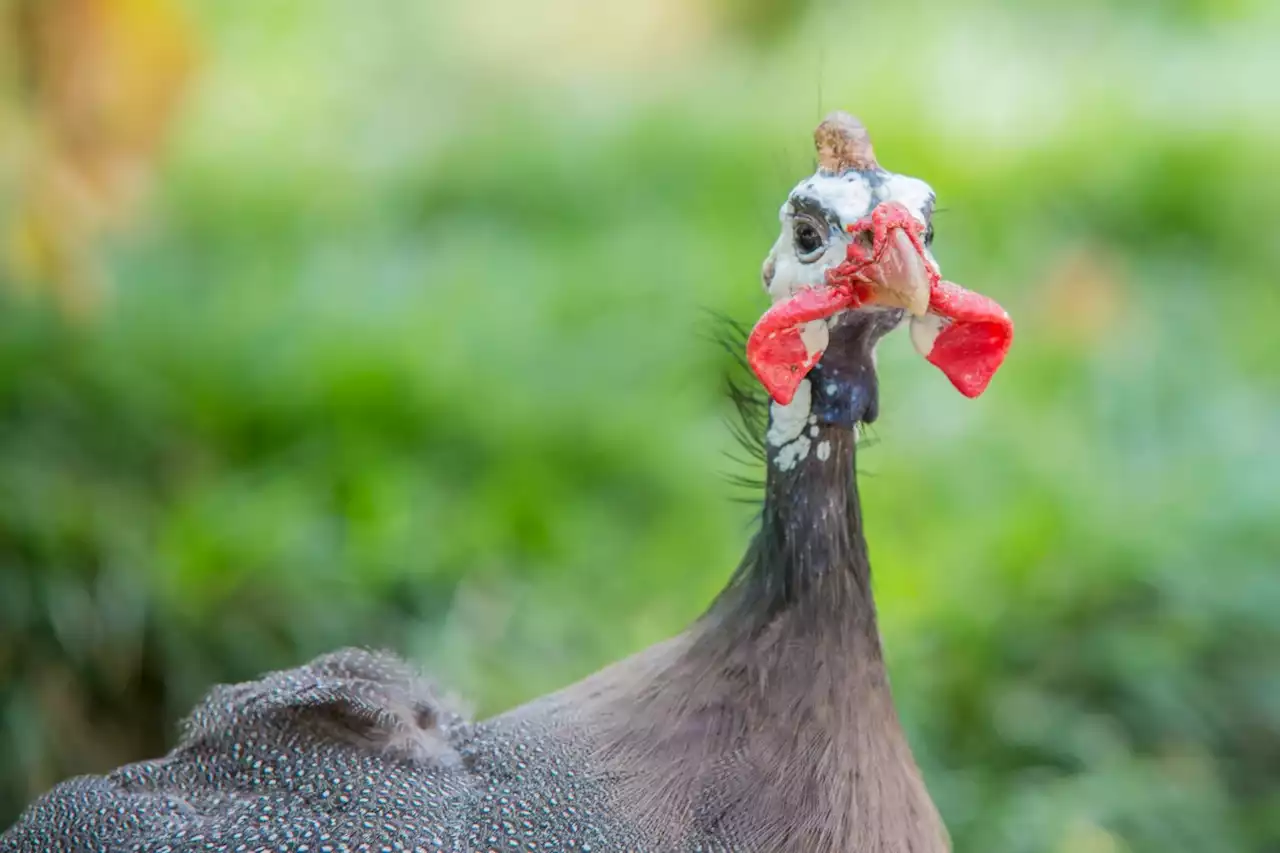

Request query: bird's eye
[
  {"left": 793, "top": 216, "right": 827, "bottom": 262},
  {"left": 924, "top": 223, "right": 935, "bottom": 247}
]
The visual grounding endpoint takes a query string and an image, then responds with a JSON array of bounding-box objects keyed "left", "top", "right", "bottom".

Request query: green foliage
[{"left": 2, "top": 1, "right": 1278, "bottom": 850}]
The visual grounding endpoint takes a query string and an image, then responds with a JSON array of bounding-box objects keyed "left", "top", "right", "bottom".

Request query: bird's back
[{"left": 0, "top": 648, "right": 645, "bottom": 852}]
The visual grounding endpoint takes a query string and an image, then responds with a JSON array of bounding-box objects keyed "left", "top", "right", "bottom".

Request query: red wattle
[
  {"left": 924, "top": 280, "right": 1013, "bottom": 398},
  {"left": 746, "top": 285, "right": 861, "bottom": 405}
]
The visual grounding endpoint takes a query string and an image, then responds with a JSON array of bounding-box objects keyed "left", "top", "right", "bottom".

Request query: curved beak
[{"left": 863, "top": 228, "right": 932, "bottom": 317}]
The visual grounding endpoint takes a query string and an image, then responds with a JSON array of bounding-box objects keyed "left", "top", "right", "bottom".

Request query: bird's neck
[
  {"left": 711, "top": 420, "right": 877, "bottom": 639},
  {"left": 581, "top": 417, "right": 946, "bottom": 851},
  {"left": 686, "top": 420, "right": 894, "bottom": 752}
]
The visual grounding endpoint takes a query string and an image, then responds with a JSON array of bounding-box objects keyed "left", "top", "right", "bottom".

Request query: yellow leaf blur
[{"left": 1, "top": 0, "right": 198, "bottom": 317}]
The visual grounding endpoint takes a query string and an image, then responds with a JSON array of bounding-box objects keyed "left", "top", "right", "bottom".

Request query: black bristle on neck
[{"left": 705, "top": 311, "right": 769, "bottom": 467}]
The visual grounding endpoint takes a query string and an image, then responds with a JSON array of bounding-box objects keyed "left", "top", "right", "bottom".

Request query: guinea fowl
[{"left": 1, "top": 112, "right": 1012, "bottom": 853}]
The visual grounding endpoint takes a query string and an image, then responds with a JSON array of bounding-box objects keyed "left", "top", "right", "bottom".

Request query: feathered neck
[
  {"left": 704, "top": 311, "right": 896, "bottom": 641},
  {"left": 579, "top": 410, "right": 945, "bottom": 851},
  {"left": 701, "top": 422, "right": 879, "bottom": 649}
]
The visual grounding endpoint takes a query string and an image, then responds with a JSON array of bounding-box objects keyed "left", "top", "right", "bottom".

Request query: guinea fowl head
[{"left": 748, "top": 111, "right": 1013, "bottom": 462}]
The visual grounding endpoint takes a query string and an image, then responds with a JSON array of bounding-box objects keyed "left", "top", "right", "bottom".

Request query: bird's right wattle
[{"left": 919, "top": 279, "right": 1015, "bottom": 398}]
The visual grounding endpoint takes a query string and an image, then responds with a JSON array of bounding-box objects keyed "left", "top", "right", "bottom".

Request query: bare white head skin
[
  {"left": 760, "top": 119, "right": 941, "bottom": 471},
  {"left": 762, "top": 170, "right": 938, "bottom": 306}
]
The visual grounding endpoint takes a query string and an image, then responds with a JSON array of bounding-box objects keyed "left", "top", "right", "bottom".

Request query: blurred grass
[{"left": 1, "top": 0, "right": 1279, "bottom": 850}]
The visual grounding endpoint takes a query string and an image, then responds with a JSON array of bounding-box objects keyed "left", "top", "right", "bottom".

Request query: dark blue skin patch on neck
[
  {"left": 808, "top": 358, "right": 878, "bottom": 429},
  {"left": 805, "top": 309, "right": 902, "bottom": 430}
]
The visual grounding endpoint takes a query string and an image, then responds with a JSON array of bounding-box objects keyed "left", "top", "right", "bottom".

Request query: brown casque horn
[{"left": 814, "top": 111, "right": 878, "bottom": 173}]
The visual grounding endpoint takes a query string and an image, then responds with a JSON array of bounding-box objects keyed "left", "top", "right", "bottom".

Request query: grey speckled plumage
[{"left": 2, "top": 648, "right": 643, "bottom": 852}]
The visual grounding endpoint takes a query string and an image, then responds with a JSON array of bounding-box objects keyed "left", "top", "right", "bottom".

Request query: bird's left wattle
[{"left": 745, "top": 282, "right": 869, "bottom": 406}]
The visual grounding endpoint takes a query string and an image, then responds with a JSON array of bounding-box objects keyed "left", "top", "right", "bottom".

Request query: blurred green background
[{"left": 1, "top": 0, "right": 1278, "bottom": 850}]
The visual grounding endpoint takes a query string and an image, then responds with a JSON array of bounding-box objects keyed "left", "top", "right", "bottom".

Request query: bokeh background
[{"left": 1, "top": 0, "right": 1277, "bottom": 850}]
